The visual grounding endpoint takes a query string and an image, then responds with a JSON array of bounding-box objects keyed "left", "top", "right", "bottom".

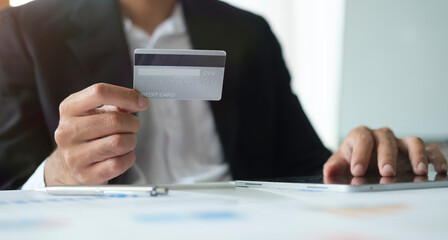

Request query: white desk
[{"left": 0, "top": 186, "right": 447, "bottom": 240}]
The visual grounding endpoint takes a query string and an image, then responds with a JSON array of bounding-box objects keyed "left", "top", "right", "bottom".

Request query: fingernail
[
  {"left": 138, "top": 95, "right": 148, "bottom": 108},
  {"left": 441, "top": 164, "right": 447, "bottom": 172},
  {"left": 383, "top": 164, "right": 395, "bottom": 176},
  {"left": 417, "top": 162, "right": 427, "bottom": 173},
  {"left": 353, "top": 164, "right": 364, "bottom": 176}
]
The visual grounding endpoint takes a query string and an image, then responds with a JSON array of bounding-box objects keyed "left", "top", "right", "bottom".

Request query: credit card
[{"left": 133, "top": 49, "right": 226, "bottom": 100}]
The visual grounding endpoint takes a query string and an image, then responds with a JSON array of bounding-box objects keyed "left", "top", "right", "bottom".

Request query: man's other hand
[
  {"left": 44, "top": 83, "right": 149, "bottom": 186},
  {"left": 324, "top": 126, "right": 448, "bottom": 177}
]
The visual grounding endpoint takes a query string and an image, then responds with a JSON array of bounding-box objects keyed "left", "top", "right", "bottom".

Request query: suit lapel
[
  {"left": 181, "top": 0, "right": 241, "bottom": 166},
  {"left": 66, "top": 0, "right": 132, "bottom": 88}
]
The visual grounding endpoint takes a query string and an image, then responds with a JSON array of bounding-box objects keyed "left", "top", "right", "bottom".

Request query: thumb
[{"left": 323, "top": 152, "right": 350, "bottom": 176}]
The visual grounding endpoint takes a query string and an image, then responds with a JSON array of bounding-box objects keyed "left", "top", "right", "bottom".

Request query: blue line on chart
[
  {"left": 135, "top": 211, "right": 242, "bottom": 223},
  {"left": 192, "top": 211, "right": 240, "bottom": 220},
  {"left": 0, "top": 194, "right": 141, "bottom": 206}
]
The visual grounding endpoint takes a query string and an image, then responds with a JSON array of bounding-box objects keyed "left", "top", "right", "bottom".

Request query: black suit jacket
[{"left": 0, "top": 0, "right": 331, "bottom": 189}]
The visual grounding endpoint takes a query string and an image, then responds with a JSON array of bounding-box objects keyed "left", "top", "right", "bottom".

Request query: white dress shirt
[{"left": 22, "top": 3, "right": 230, "bottom": 189}]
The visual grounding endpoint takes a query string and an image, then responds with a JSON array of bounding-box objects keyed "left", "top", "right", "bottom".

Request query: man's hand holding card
[{"left": 44, "top": 49, "right": 226, "bottom": 186}]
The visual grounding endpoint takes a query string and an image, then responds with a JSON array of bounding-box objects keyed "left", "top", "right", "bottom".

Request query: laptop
[{"left": 235, "top": 171, "right": 448, "bottom": 192}]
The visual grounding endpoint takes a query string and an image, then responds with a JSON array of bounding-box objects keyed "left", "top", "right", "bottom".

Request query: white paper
[{"left": 1, "top": 187, "right": 447, "bottom": 240}]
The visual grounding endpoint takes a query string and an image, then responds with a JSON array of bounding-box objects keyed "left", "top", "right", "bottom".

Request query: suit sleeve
[{"left": 0, "top": 9, "right": 53, "bottom": 189}]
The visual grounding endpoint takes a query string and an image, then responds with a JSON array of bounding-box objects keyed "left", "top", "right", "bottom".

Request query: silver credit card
[{"left": 133, "top": 49, "right": 226, "bottom": 101}]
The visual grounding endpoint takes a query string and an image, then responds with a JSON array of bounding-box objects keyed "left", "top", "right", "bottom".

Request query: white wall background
[{"left": 340, "top": 0, "right": 448, "bottom": 142}]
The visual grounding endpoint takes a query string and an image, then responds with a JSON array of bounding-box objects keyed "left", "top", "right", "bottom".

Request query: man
[{"left": 0, "top": 0, "right": 446, "bottom": 190}]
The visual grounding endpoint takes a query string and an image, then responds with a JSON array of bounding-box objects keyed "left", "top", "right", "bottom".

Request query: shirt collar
[{"left": 123, "top": 1, "right": 186, "bottom": 39}]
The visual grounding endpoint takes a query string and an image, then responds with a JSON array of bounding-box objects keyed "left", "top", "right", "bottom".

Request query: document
[{"left": 1, "top": 187, "right": 447, "bottom": 240}]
